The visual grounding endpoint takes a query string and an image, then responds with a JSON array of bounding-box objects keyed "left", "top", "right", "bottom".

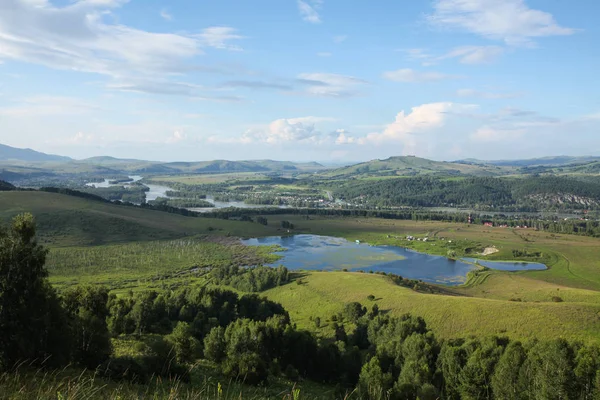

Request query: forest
[
  {"left": 332, "top": 176, "right": 600, "bottom": 211},
  {"left": 3, "top": 213, "right": 600, "bottom": 399}
]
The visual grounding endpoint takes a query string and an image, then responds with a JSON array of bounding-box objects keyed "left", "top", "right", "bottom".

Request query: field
[
  {"left": 3, "top": 190, "right": 600, "bottom": 344},
  {"left": 149, "top": 172, "right": 272, "bottom": 185}
]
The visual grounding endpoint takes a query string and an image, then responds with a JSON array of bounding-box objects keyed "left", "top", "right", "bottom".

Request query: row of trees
[{"left": 209, "top": 265, "right": 290, "bottom": 292}]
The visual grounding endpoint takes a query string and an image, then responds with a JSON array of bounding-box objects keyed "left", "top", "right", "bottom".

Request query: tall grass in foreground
[{"left": 0, "top": 365, "right": 343, "bottom": 400}]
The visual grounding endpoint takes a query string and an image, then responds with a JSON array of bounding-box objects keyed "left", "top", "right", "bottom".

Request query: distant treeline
[
  {"left": 29, "top": 186, "right": 600, "bottom": 237},
  {"left": 333, "top": 176, "right": 600, "bottom": 211}
]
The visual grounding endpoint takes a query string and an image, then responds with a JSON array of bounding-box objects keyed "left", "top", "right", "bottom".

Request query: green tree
[
  {"left": 166, "top": 322, "right": 201, "bottom": 364},
  {"left": 343, "top": 302, "right": 367, "bottom": 323},
  {"left": 62, "top": 286, "right": 112, "bottom": 369},
  {"left": 0, "top": 213, "right": 70, "bottom": 369},
  {"left": 459, "top": 338, "right": 504, "bottom": 400},
  {"left": 491, "top": 341, "right": 527, "bottom": 400},
  {"left": 520, "top": 339, "right": 576, "bottom": 400},
  {"left": 357, "top": 356, "right": 393, "bottom": 400},
  {"left": 204, "top": 326, "right": 226, "bottom": 362},
  {"left": 574, "top": 344, "right": 600, "bottom": 399}
]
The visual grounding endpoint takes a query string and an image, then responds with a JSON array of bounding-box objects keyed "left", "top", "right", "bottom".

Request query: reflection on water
[{"left": 242, "top": 235, "right": 548, "bottom": 286}]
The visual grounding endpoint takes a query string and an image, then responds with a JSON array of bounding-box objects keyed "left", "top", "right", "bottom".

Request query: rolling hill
[
  {"left": 0, "top": 190, "right": 272, "bottom": 246},
  {"left": 323, "top": 156, "right": 510, "bottom": 178},
  {"left": 0, "top": 143, "right": 71, "bottom": 162}
]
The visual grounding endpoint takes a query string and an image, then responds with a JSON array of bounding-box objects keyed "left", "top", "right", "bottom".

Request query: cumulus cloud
[
  {"left": 383, "top": 69, "right": 462, "bottom": 83},
  {"left": 70, "top": 132, "right": 95, "bottom": 143},
  {"left": 358, "top": 103, "right": 476, "bottom": 150},
  {"left": 166, "top": 131, "right": 186, "bottom": 144},
  {"left": 208, "top": 116, "right": 337, "bottom": 145},
  {"left": 471, "top": 126, "right": 526, "bottom": 141},
  {"left": 298, "top": 0, "right": 323, "bottom": 23},
  {"left": 333, "top": 35, "right": 347, "bottom": 43},
  {"left": 297, "top": 73, "right": 368, "bottom": 97},
  {"left": 428, "top": 0, "right": 575, "bottom": 46}
]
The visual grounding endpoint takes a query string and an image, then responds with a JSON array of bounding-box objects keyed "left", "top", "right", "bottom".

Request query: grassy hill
[
  {"left": 323, "top": 156, "right": 509, "bottom": 178},
  {"left": 0, "top": 191, "right": 272, "bottom": 246}
]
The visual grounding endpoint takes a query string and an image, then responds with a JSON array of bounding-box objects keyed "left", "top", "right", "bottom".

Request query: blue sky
[{"left": 0, "top": 0, "right": 598, "bottom": 162}]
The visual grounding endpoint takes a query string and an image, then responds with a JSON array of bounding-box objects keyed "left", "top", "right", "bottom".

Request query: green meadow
[{"left": 3, "top": 190, "right": 600, "bottom": 343}]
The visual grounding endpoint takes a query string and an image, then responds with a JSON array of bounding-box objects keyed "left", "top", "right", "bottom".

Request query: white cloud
[
  {"left": 429, "top": 0, "right": 575, "bottom": 46},
  {"left": 160, "top": 9, "right": 173, "bottom": 21},
  {"left": 298, "top": 0, "right": 323, "bottom": 23},
  {"left": 209, "top": 115, "right": 336, "bottom": 145},
  {"left": 382, "top": 69, "right": 462, "bottom": 83},
  {"left": 166, "top": 130, "right": 186, "bottom": 144},
  {"left": 358, "top": 103, "right": 476, "bottom": 149},
  {"left": 441, "top": 45, "right": 504, "bottom": 64},
  {"left": 0, "top": 0, "right": 244, "bottom": 90},
  {"left": 335, "top": 131, "right": 356, "bottom": 145},
  {"left": 457, "top": 88, "right": 522, "bottom": 99},
  {"left": 195, "top": 27, "right": 245, "bottom": 51},
  {"left": 333, "top": 35, "right": 347, "bottom": 43},
  {"left": 317, "top": 52, "right": 332, "bottom": 57},
  {"left": 297, "top": 72, "right": 367, "bottom": 97},
  {"left": 70, "top": 132, "right": 95, "bottom": 143},
  {"left": 471, "top": 126, "right": 526, "bottom": 141}
]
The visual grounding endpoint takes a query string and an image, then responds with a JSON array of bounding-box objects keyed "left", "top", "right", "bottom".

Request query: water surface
[{"left": 242, "top": 235, "right": 547, "bottom": 285}]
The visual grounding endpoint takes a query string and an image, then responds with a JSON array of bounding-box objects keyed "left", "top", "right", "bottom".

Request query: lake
[{"left": 242, "top": 235, "right": 547, "bottom": 286}]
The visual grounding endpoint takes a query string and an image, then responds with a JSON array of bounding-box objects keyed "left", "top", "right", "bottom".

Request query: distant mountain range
[
  {"left": 0, "top": 143, "right": 72, "bottom": 162},
  {"left": 1, "top": 143, "right": 599, "bottom": 178}
]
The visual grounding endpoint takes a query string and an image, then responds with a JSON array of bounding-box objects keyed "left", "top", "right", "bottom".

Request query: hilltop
[
  {"left": 322, "top": 156, "right": 509, "bottom": 178},
  {"left": 0, "top": 143, "right": 71, "bottom": 162}
]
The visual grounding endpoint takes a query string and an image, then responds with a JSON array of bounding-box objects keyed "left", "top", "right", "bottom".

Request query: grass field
[
  {"left": 0, "top": 191, "right": 274, "bottom": 246},
  {"left": 264, "top": 271, "right": 600, "bottom": 342},
  {"left": 3, "top": 190, "right": 600, "bottom": 343},
  {"left": 149, "top": 173, "right": 271, "bottom": 185}
]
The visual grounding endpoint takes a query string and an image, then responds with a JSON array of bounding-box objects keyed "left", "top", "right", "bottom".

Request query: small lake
[{"left": 242, "top": 235, "right": 547, "bottom": 286}]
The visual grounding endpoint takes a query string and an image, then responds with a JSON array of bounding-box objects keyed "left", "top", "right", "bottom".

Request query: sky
[{"left": 0, "top": 0, "right": 598, "bottom": 162}]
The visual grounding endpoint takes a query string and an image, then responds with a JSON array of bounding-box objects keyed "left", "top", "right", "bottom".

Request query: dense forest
[
  {"left": 3, "top": 214, "right": 600, "bottom": 399},
  {"left": 333, "top": 176, "right": 600, "bottom": 211}
]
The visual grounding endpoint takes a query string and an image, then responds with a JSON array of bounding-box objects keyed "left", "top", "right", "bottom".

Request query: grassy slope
[
  {"left": 264, "top": 271, "right": 600, "bottom": 342},
  {"left": 257, "top": 215, "right": 600, "bottom": 342},
  {"left": 0, "top": 191, "right": 273, "bottom": 246}
]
